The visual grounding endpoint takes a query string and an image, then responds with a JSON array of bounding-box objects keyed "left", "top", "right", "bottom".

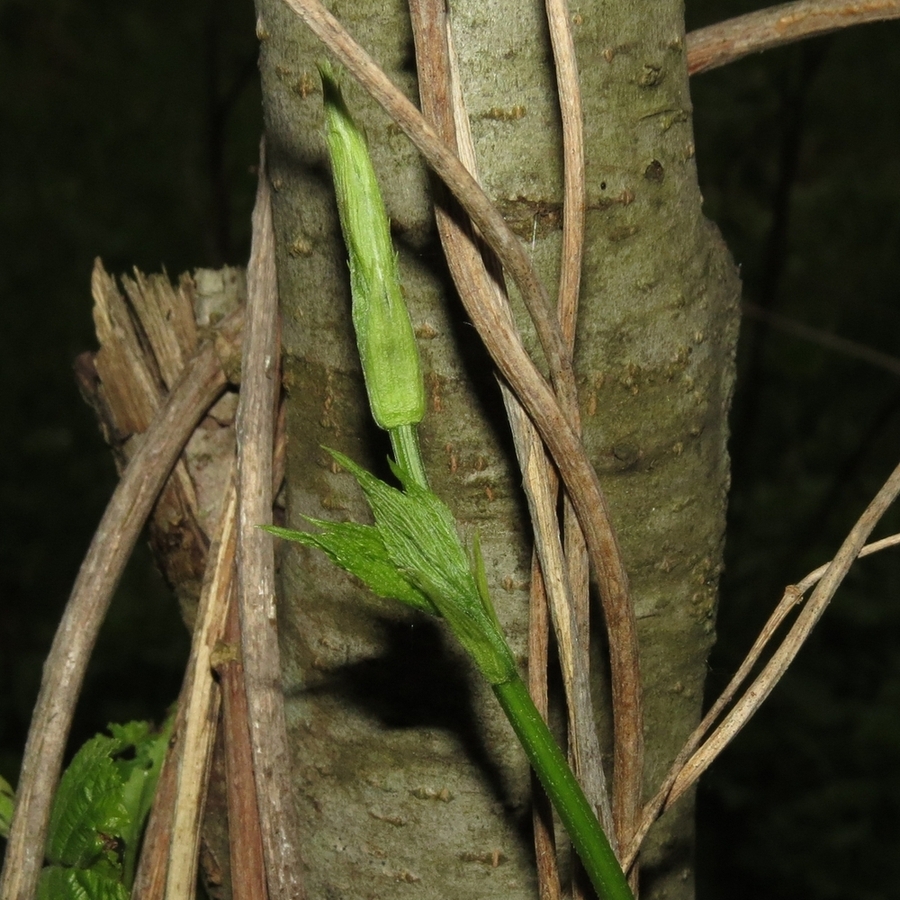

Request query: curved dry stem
[
  {"left": 669, "top": 458, "right": 900, "bottom": 800},
  {"left": 406, "top": 0, "right": 640, "bottom": 851},
  {"left": 164, "top": 471, "right": 237, "bottom": 898},
  {"left": 448, "top": 0, "right": 613, "bottom": 847},
  {"left": 543, "top": 0, "right": 630, "bottom": 862},
  {"left": 624, "top": 464, "right": 900, "bottom": 867},
  {"left": 686, "top": 0, "right": 900, "bottom": 76},
  {"left": 545, "top": 0, "right": 586, "bottom": 348},
  {"left": 0, "top": 341, "right": 229, "bottom": 900}
]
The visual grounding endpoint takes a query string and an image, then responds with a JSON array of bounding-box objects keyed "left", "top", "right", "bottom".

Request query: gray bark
[{"left": 254, "top": 0, "right": 739, "bottom": 897}]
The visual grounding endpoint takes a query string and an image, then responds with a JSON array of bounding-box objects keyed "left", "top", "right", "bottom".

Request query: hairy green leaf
[
  {"left": 264, "top": 521, "right": 436, "bottom": 614},
  {"left": 329, "top": 450, "right": 516, "bottom": 684}
]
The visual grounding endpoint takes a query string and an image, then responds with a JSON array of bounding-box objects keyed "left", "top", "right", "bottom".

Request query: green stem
[
  {"left": 389, "top": 423, "right": 429, "bottom": 489},
  {"left": 493, "top": 675, "right": 634, "bottom": 900}
]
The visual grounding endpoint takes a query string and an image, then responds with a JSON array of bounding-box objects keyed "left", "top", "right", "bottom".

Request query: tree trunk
[{"left": 254, "top": 0, "right": 739, "bottom": 897}]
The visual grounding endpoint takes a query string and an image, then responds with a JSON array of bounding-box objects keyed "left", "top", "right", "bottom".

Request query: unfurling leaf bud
[{"left": 320, "top": 62, "right": 425, "bottom": 431}]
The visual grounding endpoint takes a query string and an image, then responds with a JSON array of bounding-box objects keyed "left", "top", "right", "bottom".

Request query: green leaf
[
  {"left": 44, "top": 718, "right": 170, "bottom": 889},
  {"left": 37, "top": 865, "right": 129, "bottom": 900},
  {"left": 329, "top": 450, "right": 517, "bottom": 684},
  {"left": 107, "top": 716, "right": 172, "bottom": 886},
  {"left": 264, "top": 522, "right": 437, "bottom": 614},
  {"left": 0, "top": 773, "right": 14, "bottom": 839},
  {"left": 45, "top": 734, "right": 129, "bottom": 872}
]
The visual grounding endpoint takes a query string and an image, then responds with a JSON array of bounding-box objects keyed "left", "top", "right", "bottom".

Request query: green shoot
[
  {"left": 267, "top": 63, "right": 636, "bottom": 900},
  {"left": 30, "top": 717, "right": 172, "bottom": 900}
]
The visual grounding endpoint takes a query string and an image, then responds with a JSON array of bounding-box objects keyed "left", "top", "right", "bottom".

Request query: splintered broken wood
[
  {"left": 74, "top": 261, "right": 281, "bottom": 900},
  {"left": 76, "top": 262, "right": 250, "bottom": 899},
  {"left": 74, "top": 261, "right": 247, "bottom": 626}
]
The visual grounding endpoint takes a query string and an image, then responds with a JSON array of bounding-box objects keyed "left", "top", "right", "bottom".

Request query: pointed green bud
[{"left": 319, "top": 62, "right": 425, "bottom": 431}]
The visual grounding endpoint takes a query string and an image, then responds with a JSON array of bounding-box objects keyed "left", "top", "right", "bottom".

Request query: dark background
[{"left": 1, "top": 1, "right": 898, "bottom": 897}]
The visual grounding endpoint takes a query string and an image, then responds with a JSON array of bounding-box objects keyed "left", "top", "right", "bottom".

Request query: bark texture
[{"left": 255, "top": 0, "right": 739, "bottom": 897}]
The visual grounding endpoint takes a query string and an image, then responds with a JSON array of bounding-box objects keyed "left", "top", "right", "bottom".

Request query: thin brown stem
[
  {"left": 545, "top": 0, "right": 585, "bottom": 348},
  {"left": 215, "top": 578, "right": 269, "bottom": 900},
  {"left": 686, "top": 0, "right": 900, "bottom": 76},
  {"left": 406, "top": 0, "right": 639, "bottom": 853},
  {"left": 625, "top": 462, "right": 900, "bottom": 867},
  {"left": 527, "top": 561, "right": 563, "bottom": 900},
  {"left": 543, "top": 0, "right": 622, "bottom": 878},
  {"left": 0, "top": 340, "right": 230, "bottom": 900},
  {"left": 234, "top": 141, "right": 305, "bottom": 900},
  {"left": 132, "top": 703, "right": 187, "bottom": 899},
  {"left": 743, "top": 301, "right": 900, "bottom": 378},
  {"left": 669, "top": 457, "right": 900, "bottom": 800},
  {"left": 165, "top": 472, "right": 238, "bottom": 897}
]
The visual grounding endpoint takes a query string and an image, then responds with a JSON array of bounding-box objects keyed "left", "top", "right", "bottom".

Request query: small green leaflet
[
  {"left": 36, "top": 716, "right": 172, "bottom": 900},
  {"left": 264, "top": 520, "right": 437, "bottom": 614},
  {"left": 266, "top": 448, "right": 517, "bottom": 685},
  {"left": 0, "top": 773, "right": 14, "bottom": 839}
]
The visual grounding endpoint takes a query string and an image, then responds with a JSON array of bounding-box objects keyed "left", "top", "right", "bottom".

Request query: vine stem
[
  {"left": 493, "top": 676, "right": 634, "bottom": 900},
  {"left": 387, "top": 401, "right": 628, "bottom": 897},
  {"left": 686, "top": 0, "right": 900, "bottom": 75},
  {"left": 388, "top": 423, "right": 429, "bottom": 489}
]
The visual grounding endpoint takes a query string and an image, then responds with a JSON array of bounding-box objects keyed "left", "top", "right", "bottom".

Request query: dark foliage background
[
  {"left": 688, "top": 4, "right": 900, "bottom": 897},
  {"left": 1, "top": 0, "right": 898, "bottom": 897},
  {"left": 0, "top": 0, "right": 261, "bottom": 782}
]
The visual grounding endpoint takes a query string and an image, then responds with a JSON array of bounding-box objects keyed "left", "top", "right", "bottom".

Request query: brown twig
[
  {"left": 131, "top": 711, "right": 184, "bottom": 899},
  {"left": 215, "top": 578, "right": 268, "bottom": 900},
  {"left": 527, "top": 561, "right": 562, "bottom": 900},
  {"left": 407, "top": 0, "right": 633, "bottom": 850},
  {"left": 624, "top": 462, "right": 900, "bottom": 867},
  {"left": 134, "top": 472, "right": 238, "bottom": 900},
  {"left": 543, "top": 0, "right": 637, "bottom": 875},
  {"left": 686, "top": 0, "right": 900, "bottom": 76},
  {"left": 742, "top": 301, "right": 900, "bottom": 378},
  {"left": 234, "top": 141, "right": 305, "bottom": 900},
  {"left": 164, "top": 472, "right": 238, "bottom": 897},
  {"left": 0, "top": 340, "right": 231, "bottom": 900},
  {"left": 545, "top": 0, "right": 585, "bottom": 349},
  {"left": 669, "top": 457, "right": 900, "bottom": 799}
]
